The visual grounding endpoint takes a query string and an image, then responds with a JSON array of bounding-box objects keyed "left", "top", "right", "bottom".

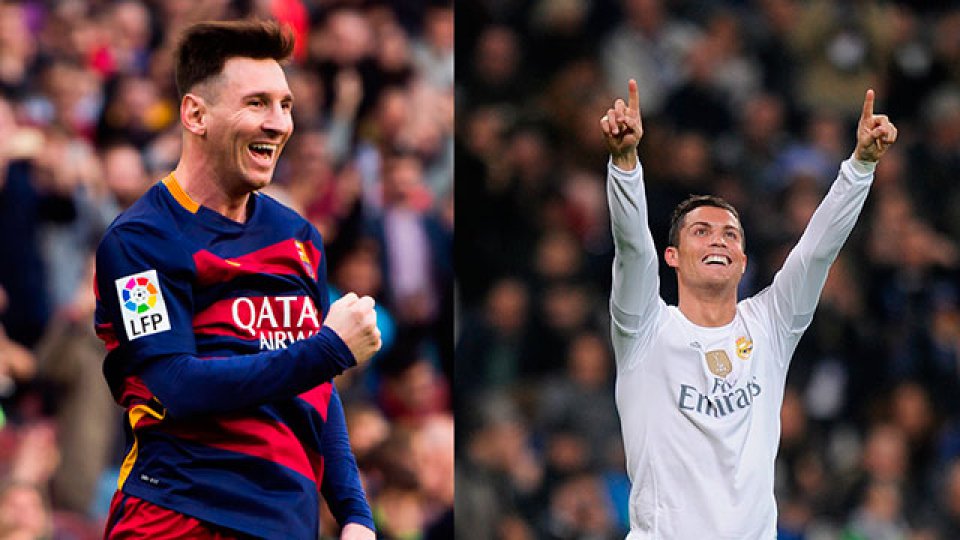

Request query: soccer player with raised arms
[
  {"left": 601, "top": 80, "right": 896, "bottom": 538},
  {"left": 94, "top": 20, "right": 377, "bottom": 539}
]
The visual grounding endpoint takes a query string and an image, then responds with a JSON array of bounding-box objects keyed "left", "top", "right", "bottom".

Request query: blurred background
[
  {"left": 455, "top": 0, "right": 960, "bottom": 539},
  {"left": 0, "top": 0, "right": 452, "bottom": 538}
]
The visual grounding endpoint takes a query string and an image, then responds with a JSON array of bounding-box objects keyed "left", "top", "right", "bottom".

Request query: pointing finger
[
  {"left": 628, "top": 79, "right": 639, "bottom": 115},
  {"left": 861, "top": 89, "right": 875, "bottom": 121}
]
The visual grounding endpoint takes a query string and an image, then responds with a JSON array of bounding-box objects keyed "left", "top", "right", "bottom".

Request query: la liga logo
[
  {"left": 114, "top": 269, "right": 171, "bottom": 340},
  {"left": 122, "top": 276, "right": 159, "bottom": 313}
]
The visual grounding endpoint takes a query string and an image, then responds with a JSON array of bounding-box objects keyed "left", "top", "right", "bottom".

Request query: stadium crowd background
[
  {"left": 0, "top": 0, "right": 453, "bottom": 538},
  {"left": 455, "top": 0, "right": 960, "bottom": 539}
]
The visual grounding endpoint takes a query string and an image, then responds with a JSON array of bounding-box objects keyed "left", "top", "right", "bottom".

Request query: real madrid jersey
[
  {"left": 607, "top": 156, "right": 874, "bottom": 539},
  {"left": 93, "top": 174, "right": 374, "bottom": 539}
]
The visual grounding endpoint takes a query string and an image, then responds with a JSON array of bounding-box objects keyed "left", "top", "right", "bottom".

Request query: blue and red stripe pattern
[{"left": 94, "top": 175, "right": 373, "bottom": 539}]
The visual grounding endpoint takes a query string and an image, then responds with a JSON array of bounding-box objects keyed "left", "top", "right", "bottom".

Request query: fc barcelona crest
[
  {"left": 705, "top": 350, "right": 732, "bottom": 377},
  {"left": 736, "top": 336, "right": 753, "bottom": 360},
  {"left": 295, "top": 240, "right": 316, "bottom": 279}
]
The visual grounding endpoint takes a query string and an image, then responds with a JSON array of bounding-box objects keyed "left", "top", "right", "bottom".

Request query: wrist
[
  {"left": 611, "top": 150, "right": 638, "bottom": 171},
  {"left": 848, "top": 152, "right": 877, "bottom": 175}
]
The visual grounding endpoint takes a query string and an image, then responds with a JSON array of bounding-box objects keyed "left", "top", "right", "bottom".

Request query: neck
[
  {"left": 676, "top": 285, "right": 737, "bottom": 327},
  {"left": 173, "top": 144, "right": 250, "bottom": 223}
]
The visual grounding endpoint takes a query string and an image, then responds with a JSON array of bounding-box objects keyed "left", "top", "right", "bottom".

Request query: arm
[
  {"left": 136, "top": 329, "right": 355, "bottom": 418},
  {"left": 602, "top": 80, "right": 663, "bottom": 367},
  {"left": 319, "top": 388, "right": 376, "bottom": 534},
  {"left": 766, "top": 90, "right": 897, "bottom": 339},
  {"left": 96, "top": 224, "right": 380, "bottom": 418}
]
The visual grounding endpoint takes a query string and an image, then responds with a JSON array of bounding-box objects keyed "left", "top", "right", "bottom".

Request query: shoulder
[
  {"left": 97, "top": 185, "right": 192, "bottom": 270},
  {"left": 103, "top": 183, "right": 175, "bottom": 236}
]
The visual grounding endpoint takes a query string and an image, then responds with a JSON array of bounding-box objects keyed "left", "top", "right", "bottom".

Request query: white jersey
[{"left": 608, "top": 157, "right": 875, "bottom": 539}]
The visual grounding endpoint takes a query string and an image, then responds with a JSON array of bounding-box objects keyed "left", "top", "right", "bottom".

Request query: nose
[
  {"left": 710, "top": 231, "right": 727, "bottom": 247},
  {"left": 262, "top": 103, "right": 292, "bottom": 137}
]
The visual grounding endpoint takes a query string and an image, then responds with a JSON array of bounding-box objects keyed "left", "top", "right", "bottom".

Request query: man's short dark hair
[
  {"left": 174, "top": 20, "right": 294, "bottom": 97},
  {"left": 668, "top": 194, "right": 744, "bottom": 248}
]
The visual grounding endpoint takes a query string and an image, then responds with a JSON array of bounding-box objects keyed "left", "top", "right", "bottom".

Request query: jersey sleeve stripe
[{"left": 96, "top": 322, "right": 120, "bottom": 352}]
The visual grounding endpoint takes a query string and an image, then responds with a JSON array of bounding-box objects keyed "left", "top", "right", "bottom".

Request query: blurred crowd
[
  {"left": 0, "top": 0, "right": 453, "bottom": 538},
  {"left": 456, "top": 0, "right": 960, "bottom": 539}
]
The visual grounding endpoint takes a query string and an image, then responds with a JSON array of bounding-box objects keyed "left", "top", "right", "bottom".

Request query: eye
[
  {"left": 693, "top": 228, "right": 707, "bottom": 236},
  {"left": 281, "top": 101, "right": 293, "bottom": 112},
  {"left": 248, "top": 98, "right": 265, "bottom": 108},
  {"left": 725, "top": 230, "right": 739, "bottom": 239}
]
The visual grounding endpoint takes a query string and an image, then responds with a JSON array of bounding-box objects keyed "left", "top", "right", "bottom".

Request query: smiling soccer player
[
  {"left": 94, "top": 20, "right": 379, "bottom": 540},
  {"left": 601, "top": 79, "right": 896, "bottom": 538}
]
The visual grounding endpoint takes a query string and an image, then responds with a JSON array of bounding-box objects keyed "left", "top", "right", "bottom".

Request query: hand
[
  {"left": 340, "top": 523, "right": 376, "bottom": 540},
  {"left": 854, "top": 89, "right": 897, "bottom": 162},
  {"left": 600, "top": 79, "right": 644, "bottom": 170},
  {"left": 323, "top": 293, "right": 381, "bottom": 366}
]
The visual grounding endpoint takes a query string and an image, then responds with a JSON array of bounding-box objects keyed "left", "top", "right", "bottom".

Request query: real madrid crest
[
  {"left": 705, "top": 350, "right": 732, "bottom": 377},
  {"left": 736, "top": 336, "right": 753, "bottom": 360}
]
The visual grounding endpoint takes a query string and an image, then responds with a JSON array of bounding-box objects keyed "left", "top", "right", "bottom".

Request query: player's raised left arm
[{"left": 766, "top": 90, "right": 896, "bottom": 336}]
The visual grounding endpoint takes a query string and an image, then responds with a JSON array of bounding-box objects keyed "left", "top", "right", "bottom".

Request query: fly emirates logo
[
  {"left": 678, "top": 377, "right": 762, "bottom": 418},
  {"left": 230, "top": 296, "right": 321, "bottom": 350}
]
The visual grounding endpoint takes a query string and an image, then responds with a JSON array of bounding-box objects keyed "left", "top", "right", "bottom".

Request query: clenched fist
[{"left": 324, "top": 292, "right": 381, "bottom": 366}]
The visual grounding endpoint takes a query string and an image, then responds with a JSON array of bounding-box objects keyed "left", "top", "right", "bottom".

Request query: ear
[
  {"left": 741, "top": 254, "right": 748, "bottom": 275},
  {"left": 664, "top": 246, "right": 679, "bottom": 268},
  {"left": 181, "top": 93, "right": 207, "bottom": 136}
]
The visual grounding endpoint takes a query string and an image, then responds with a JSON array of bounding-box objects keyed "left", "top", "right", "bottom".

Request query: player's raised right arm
[{"left": 603, "top": 80, "right": 661, "bottom": 351}]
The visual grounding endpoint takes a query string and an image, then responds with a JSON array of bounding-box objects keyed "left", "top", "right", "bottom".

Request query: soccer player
[
  {"left": 601, "top": 80, "right": 896, "bottom": 538},
  {"left": 94, "top": 21, "right": 379, "bottom": 540}
]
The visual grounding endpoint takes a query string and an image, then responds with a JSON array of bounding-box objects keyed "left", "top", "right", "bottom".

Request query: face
[
  {"left": 665, "top": 205, "right": 746, "bottom": 292},
  {"left": 201, "top": 57, "right": 293, "bottom": 193}
]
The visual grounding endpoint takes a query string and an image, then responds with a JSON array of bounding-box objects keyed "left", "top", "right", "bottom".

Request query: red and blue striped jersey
[{"left": 94, "top": 174, "right": 374, "bottom": 539}]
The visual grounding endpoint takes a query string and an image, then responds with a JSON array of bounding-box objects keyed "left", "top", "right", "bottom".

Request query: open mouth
[
  {"left": 702, "top": 254, "right": 731, "bottom": 266},
  {"left": 248, "top": 142, "right": 277, "bottom": 161}
]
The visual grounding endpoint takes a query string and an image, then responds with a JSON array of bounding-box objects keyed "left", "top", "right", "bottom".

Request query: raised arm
[
  {"left": 765, "top": 89, "right": 897, "bottom": 339},
  {"left": 602, "top": 80, "right": 663, "bottom": 362}
]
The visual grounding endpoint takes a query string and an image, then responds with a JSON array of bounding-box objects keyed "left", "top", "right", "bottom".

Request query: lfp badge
[{"left": 115, "top": 269, "right": 171, "bottom": 340}]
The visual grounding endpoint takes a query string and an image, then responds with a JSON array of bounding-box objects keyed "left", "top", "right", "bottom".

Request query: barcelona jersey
[{"left": 94, "top": 175, "right": 374, "bottom": 538}]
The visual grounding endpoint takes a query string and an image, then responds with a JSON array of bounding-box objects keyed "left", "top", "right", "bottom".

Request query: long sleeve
[
  {"left": 607, "top": 158, "right": 665, "bottom": 370},
  {"left": 320, "top": 388, "right": 375, "bottom": 530},
  {"left": 96, "top": 222, "right": 356, "bottom": 418},
  {"left": 763, "top": 157, "right": 875, "bottom": 354},
  {"left": 134, "top": 329, "right": 355, "bottom": 418}
]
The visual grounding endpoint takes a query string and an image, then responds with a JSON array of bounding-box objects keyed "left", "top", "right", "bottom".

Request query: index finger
[
  {"left": 861, "top": 89, "right": 875, "bottom": 121},
  {"left": 628, "top": 79, "right": 639, "bottom": 113}
]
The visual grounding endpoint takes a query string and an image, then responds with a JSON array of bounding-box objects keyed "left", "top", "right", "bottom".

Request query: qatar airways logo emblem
[{"left": 231, "top": 296, "right": 321, "bottom": 350}]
